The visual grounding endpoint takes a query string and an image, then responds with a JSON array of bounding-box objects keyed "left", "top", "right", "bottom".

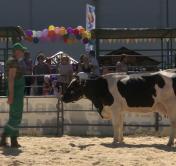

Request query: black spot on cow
[
  {"left": 117, "top": 74, "right": 165, "bottom": 107},
  {"left": 84, "top": 77, "right": 114, "bottom": 112},
  {"left": 172, "top": 77, "right": 176, "bottom": 96}
]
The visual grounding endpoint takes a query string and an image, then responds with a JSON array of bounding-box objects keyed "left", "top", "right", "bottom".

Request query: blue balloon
[{"left": 33, "top": 37, "right": 39, "bottom": 43}]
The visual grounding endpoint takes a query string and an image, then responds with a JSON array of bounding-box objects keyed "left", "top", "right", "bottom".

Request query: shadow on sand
[
  {"left": 1, "top": 147, "right": 22, "bottom": 156},
  {"left": 101, "top": 142, "right": 176, "bottom": 152},
  {"left": 69, "top": 143, "right": 95, "bottom": 150}
]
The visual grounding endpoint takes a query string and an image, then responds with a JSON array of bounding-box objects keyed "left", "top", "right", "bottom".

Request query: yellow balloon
[
  {"left": 79, "top": 28, "right": 85, "bottom": 34},
  {"left": 87, "top": 32, "right": 91, "bottom": 39},
  {"left": 82, "top": 31, "right": 89, "bottom": 38},
  {"left": 48, "top": 25, "right": 55, "bottom": 31}
]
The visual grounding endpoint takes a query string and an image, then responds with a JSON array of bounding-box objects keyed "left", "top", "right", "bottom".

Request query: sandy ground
[{"left": 0, "top": 136, "right": 176, "bottom": 166}]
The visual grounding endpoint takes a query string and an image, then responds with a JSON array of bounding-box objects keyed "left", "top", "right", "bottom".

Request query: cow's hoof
[
  {"left": 112, "top": 140, "right": 124, "bottom": 145},
  {"left": 167, "top": 142, "right": 174, "bottom": 147}
]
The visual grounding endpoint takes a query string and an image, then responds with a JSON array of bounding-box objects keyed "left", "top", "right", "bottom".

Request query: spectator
[
  {"left": 78, "top": 54, "right": 92, "bottom": 74},
  {"left": 116, "top": 55, "right": 128, "bottom": 74},
  {"left": 89, "top": 50, "right": 100, "bottom": 76},
  {"left": 43, "top": 75, "right": 53, "bottom": 95},
  {"left": 57, "top": 54, "right": 73, "bottom": 93},
  {"left": 33, "top": 52, "right": 51, "bottom": 95},
  {"left": 24, "top": 51, "right": 33, "bottom": 96}
]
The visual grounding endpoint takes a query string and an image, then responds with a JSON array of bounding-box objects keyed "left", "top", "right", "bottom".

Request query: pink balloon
[
  {"left": 42, "top": 29, "right": 48, "bottom": 38},
  {"left": 55, "top": 27, "right": 60, "bottom": 34}
]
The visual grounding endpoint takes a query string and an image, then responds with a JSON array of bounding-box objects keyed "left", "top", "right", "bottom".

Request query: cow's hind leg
[
  {"left": 167, "top": 112, "right": 176, "bottom": 146},
  {"left": 112, "top": 109, "right": 124, "bottom": 144},
  {"left": 167, "top": 120, "right": 176, "bottom": 147}
]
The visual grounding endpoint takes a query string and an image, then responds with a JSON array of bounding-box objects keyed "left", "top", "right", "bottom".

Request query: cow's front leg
[
  {"left": 166, "top": 103, "right": 176, "bottom": 147},
  {"left": 112, "top": 109, "right": 124, "bottom": 144}
]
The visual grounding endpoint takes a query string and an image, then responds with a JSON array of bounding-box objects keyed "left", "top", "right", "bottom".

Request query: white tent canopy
[{"left": 49, "top": 51, "right": 78, "bottom": 65}]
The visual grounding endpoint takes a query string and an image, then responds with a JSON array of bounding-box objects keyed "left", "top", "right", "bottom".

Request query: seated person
[
  {"left": 43, "top": 75, "right": 53, "bottom": 95},
  {"left": 78, "top": 55, "right": 92, "bottom": 74}
]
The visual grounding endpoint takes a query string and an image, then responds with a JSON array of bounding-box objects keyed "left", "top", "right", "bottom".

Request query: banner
[
  {"left": 86, "top": 4, "right": 96, "bottom": 52},
  {"left": 86, "top": 4, "right": 96, "bottom": 31}
]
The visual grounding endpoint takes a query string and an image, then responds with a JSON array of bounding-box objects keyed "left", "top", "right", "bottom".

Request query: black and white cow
[{"left": 62, "top": 71, "right": 176, "bottom": 146}]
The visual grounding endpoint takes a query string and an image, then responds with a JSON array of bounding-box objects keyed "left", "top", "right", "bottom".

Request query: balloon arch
[{"left": 24, "top": 25, "right": 93, "bottom": 45}]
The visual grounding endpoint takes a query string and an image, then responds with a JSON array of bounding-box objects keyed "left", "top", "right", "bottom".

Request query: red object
[
  {"left": 48, "top": 30, "right": 56, "bottom": 38},
  {"left": 73, "top": 29, "right": 80, "bottom": 35}
]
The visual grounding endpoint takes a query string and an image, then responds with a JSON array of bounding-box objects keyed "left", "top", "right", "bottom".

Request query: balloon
[
  {"left": 73, "top": 28, "right": 80, "bottom": 35},
  {"left": 82, "top": 38, "right": 89, "bottom": 44},
  {"left": 32, "top": 30, "right": 37, "bottom": 38},
  {"left": 87, "top": 32, "right": 91, "bottom": 39},
  {"left": 63, "top": 38, "right": 68, "bottom": 43},
  {"left": 63, "top": 34, "right": 69, "bottom": 40},
  {"left": 60, "top": 27, "right": 66, "bottom": 36},
  {"left": 77, "top": 26, "right": 84, "bottom": 30},
  {"left": 70, "top": 38, "right": 77, "bottom": 44},
  {"left": 55, "top": 27, "right": 60, "bottom": 34},
  {"left": 36, "top": 31, "right": 42, "bottom": 38},
  {"left": 67, "top": 27, "right": 73, "bottom": 34},
  {"left": 79, "top": 28, "right": 85, "bottom": 34},
  {"left": 42, "top": 29, "right": 48, "bottom": 38},
  {"left": 41, "top": 35, "right": 50, "bottom": 42},
  {"left": 81, "top": 31, "right": 88, "bottom": 38},
  {"left": 33, "top": 37, "right": 39, "bottom": 43},
  {"left": 76, "top": 34, "right": 82, "bottom": 40},
  {"left": 48, "top": 25, "right": 55, "bottom": 31},
  {"left": 25, "top": 36, "right": 33, "bottom": 42},
  {"left": 48, "top": 30, "right": 55, "bottom": 38},
  {"left": 25, "top": 30, "right": 33, "bottom": 36},
  {"left": 88, "top": 40, "right": 95, "bottom": 45}
]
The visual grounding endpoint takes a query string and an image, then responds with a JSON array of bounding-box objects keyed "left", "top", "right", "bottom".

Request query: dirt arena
[{"left": 0, "top": 136, "right": 176, "bottom": 166}]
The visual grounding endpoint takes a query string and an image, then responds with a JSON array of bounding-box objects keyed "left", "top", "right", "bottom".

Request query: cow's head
[
  {"left": 62, "top": 72, "right": 114, "bottom": 119},
  {"left": 62, "top": 72, "right": 88, "bottom": 103}
]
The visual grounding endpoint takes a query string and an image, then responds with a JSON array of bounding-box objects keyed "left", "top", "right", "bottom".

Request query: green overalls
[{"left": 4, "top": 57, "right": 25, "bottom": 137}]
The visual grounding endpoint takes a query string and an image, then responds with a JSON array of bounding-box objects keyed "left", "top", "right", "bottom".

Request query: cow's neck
[{"left": 82, "top": 80, "right": 103, "bottom": 112}]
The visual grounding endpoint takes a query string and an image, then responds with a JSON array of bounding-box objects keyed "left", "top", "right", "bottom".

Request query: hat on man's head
[{"left": 12, "top": 43, "right": 27, "bottom": 52}]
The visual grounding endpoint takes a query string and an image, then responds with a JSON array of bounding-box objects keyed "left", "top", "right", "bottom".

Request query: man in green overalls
[{"left": 0, "top": 43, "right": 27, "bottom": 148}]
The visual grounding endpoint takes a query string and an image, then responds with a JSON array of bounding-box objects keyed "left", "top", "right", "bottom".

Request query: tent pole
[
  {"left": 161, "top": 38, "right": 164, "bottom": 70},
  {"left": 170, "top": 38, "right": 173, "bottom": 68},
  {"left": 96, "top": 38, "right": 100, "bottom": 59}
]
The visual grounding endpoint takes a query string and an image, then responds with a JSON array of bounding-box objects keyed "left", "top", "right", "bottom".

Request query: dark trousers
[
  {"left": 25, "top": 76, "right": 33, "bottom": 96},
  {"left": 36, "top": 77, "right": 44, "bottom": 95}
]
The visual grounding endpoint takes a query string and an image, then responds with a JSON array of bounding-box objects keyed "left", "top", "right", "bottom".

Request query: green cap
[{"left": 12, "top": 43, "right": 27, "bottom": 52}]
